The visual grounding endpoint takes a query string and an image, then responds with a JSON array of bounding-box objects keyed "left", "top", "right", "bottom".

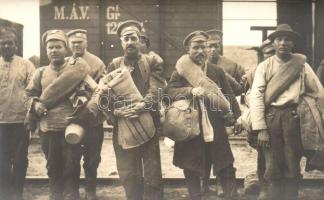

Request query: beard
[
  {"left": 124, "top": 44, "right": 139, "bottom": 57},
  {"left": 192, "top": 53, "right": 206, "bottom": 66}
]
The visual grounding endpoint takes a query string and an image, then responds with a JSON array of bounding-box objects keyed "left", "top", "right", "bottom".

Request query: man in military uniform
[
  {"left": 0, "top": 27, "right": 35, "bottom": 200},
  {"left": 104, "top": 20, "right": 164, "bottom": 200},
  {"left": 205, "top": 29, "right": 245, "bottom": 95},
  {"left": 25, "top": 30, "right": 89, "bottom": 200},
  {"left": 66, "top": 29, "right": 105, "bottom": 200},
  {"left": 166, "top": 31, "right": 239, "bottom": 200},
  {"left": 203, "top": 29, "right": 242, "bottom": 195}
]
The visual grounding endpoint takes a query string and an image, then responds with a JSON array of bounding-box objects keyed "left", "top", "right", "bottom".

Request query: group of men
[{"left": 0, "top": 19, "right": 324, "bottom": 200}]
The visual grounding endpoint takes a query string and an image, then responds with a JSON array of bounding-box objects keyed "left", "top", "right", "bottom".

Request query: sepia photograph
[{"left": 0, "top": 0, "right": 324, "bottom": 199}]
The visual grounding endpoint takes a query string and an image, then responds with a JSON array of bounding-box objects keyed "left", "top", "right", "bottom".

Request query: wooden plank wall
[
  {"left": 159, "top": 0, "right": 222, "bottom": 78},
  {"left": 314, "top": 0, "right": 324, "bottom": 70},
  {"left": 102, "top": 0, "right": 222, "bottom": 78},
  {"left": 277, "top": 0, "right": 313, "bottom": 66},
  {"left": 39, "top": 0, "right": 101, "bottom": 65},
  {"left": 40, "top": 0, "right": 222, "bottom": 77},
  {"left": 102, "top": 0, "right": 160, "bottom": 66}
]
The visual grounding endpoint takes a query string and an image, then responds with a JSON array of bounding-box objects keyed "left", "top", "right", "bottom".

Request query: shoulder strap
[
  {"left": 264, "top": 54, "right": 306, "bottom": 107},
  {"left": 39, "top": 67, "right": 45, "bottom": 91}
]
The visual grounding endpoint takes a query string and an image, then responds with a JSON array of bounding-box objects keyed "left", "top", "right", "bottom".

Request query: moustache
[
  {"left": 126, "top": 44, "right": 136, "bottom": 49},
  {"left": 196, "top": 53, "right": 206, "bottom": 59}
]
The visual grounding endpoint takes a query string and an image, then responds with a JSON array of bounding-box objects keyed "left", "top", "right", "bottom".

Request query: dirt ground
[
  {"left": 23, "top": 182, "right": 324, "bottom": 200},
  {"left": 26, "top": 137, "right": 324, "bottom": 179},
  {"left": 23, "top": 137, "right": 324, "bottom": 200}
]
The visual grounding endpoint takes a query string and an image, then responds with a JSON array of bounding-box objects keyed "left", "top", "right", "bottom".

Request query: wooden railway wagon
[
  {"left": 0, "top": 18, "right": 23, "bottom": 57},
  {"left": 40, "top": 0, "right": 324, "bottom": 77},
  {"left": 40, "top": 0, "right": 222, "bottom": 78}
]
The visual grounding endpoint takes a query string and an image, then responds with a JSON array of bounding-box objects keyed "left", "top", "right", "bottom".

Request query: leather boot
[
  {"left": 219, "top": 167, "right": 238, "bottom": 200},
  {"left": 49, "top": 179, "right": 63, "bottom": 200},
  {"left": 283, "top": 178, "right": 299, "bottom": 200},
  {"left": 257, "top": 185, "right": 268, "bottom": 200},
  {"left": 85, "top": 171, "right": 98, "bottom": 200},
  {"left": 202, "top": 177, "right": 210, "bottom": 193},
  {"left": 219, "top": 177, "right": 238, "bottom": 200},
  {"left": 143, "top": 185, "right": 163, "bottom": 200},
  {"left": 184, "top": 170, "right": 202, "bottom": 200},
  {"left": 268, "top": 180, "right": 283, "bottom": 200},
  {"left": 190, "top": 193, "right": 202, "bottom": 200},
  {"left": 85, "top": 190, "right": 97, "bottom": 200},
  {"left": 244, "top": 173, "right": 260, "bottom": 195}
]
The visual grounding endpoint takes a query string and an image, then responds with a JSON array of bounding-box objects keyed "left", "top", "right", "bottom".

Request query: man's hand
[
  {"left": 128, "top": 102, "right": 146, "bottom": 112},
  {"left": 113, "top": 102, "right": 147, "bottom": 118},
  {"left": 98, "top": 76, "right": 110, "bottom": 92},
  {"left": 192, "top": 87, "right": 205, "bottom": 97},
  {"left": 224, "top": 111, "right": 235, "bottom": 127},
  {"left": 234, "top": 121, "right": 242, "bottom": 135},
  {"left": 34, "top": 102, "right": 48, "bottom": 117},
  {"left": 113, "top": 107, "right": 138, "bottom": 118},
  {"left": 257, "top": 129, "right": 270, "bottom": 148}
]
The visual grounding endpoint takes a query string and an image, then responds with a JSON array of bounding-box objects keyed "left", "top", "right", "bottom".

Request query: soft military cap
[
  {"left": 117, "top": 20, "right": 142, "bottom": 37},
  {"left": 183, "top": 30, "right": 209, "bottom": 47},
  {"left": 42, "top": 29, "right": 67, "bottom": 46},
  {"left": 268, "top": 24, "right": 301, "bottom": 42},
  {"left": 66, "top": 29, "right": 87, "bottom": 41},
  {"left": 206, "top": 29, "right": 223, "bottom": 43}
]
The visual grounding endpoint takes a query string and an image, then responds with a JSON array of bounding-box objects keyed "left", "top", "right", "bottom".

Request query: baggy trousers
[
  {"left": 80, "top": 124, "right": 104, "bottom": 196},
  {"left": 40, "top": 131, "right": 81, "bottom": 200},
  {"left": 113, "top": 130, "right": 163, "bottom": 200},
  {"left": 185, "top": 143, "right": 237, "bottom": 200},
  {"left": 0, "top": 123, "right": 29, "bottom": 200},
  {"left": 263, "top": 106, "right": 303, "bottom": 200}
]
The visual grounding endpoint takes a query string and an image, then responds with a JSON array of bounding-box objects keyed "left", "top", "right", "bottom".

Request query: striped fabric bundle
[{"left": 107, "top": 67, "right": 156, "bottom": 149}]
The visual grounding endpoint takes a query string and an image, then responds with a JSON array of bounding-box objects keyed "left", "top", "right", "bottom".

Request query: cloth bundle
[
  {"left": 175, "top": 55, "right": 231, "bottom": 142},
  {"left": 163, "top": 99, "right": 200, "bottom": 141},
  {"left": 175, "top": 55, "right": 231, "bottom": 114},
  {"left": 106, "top": 67, "right": 156, "bottom": 149},
  {"left": 40, "top": 58, "right": 88, "bottom": 109},
  {"left": 299, "top": 95, "right": 324, "bottom": 151}
]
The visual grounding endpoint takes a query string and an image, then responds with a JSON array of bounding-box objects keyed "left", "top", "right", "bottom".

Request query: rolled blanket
[
  {"left": 299, "top": 95, "right": 324, "bottom": 150},
  {"left": 106, "top": 67, "right": 156, "bottom": 149},
  {"left": 265, "top": 53, "right": 305, "bottom": 107},
  {"left": 175, "top": 54, "right": 231, "bottom": 113},
  {"left": 40, "top": 58, "right": 88, "bottom": 109}
]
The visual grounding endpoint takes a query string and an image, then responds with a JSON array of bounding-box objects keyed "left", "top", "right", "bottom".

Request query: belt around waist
[{"left": 269, "top": 103, "right": 298, "bottom": 110}]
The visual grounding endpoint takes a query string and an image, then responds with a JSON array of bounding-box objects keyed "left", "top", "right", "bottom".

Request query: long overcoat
[{"left": 166, "top": 62, "right": 240, "bottom": 176}]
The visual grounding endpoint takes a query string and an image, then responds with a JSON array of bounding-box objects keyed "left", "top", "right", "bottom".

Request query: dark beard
[{"left": 193, "top": 55, "right": 206, "bottom": 66}]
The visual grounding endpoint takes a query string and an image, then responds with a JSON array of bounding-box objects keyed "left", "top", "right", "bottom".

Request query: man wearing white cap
[
  {"left": 25, "top": 29, "right": 90, "bottom": 200},
  {"left": 104, "top": 20, "right": 165, "bottom": 200},
  {"left": 66, "top": 29, "right": 105, "bottom": 200},
  {"left": 0, "top": 27, "right": 35, "bottom": 200}
]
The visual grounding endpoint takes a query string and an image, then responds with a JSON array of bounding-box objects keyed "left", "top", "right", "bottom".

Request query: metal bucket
[{"left": 65, "top": 123, "right": 85, "bottom": 144}]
